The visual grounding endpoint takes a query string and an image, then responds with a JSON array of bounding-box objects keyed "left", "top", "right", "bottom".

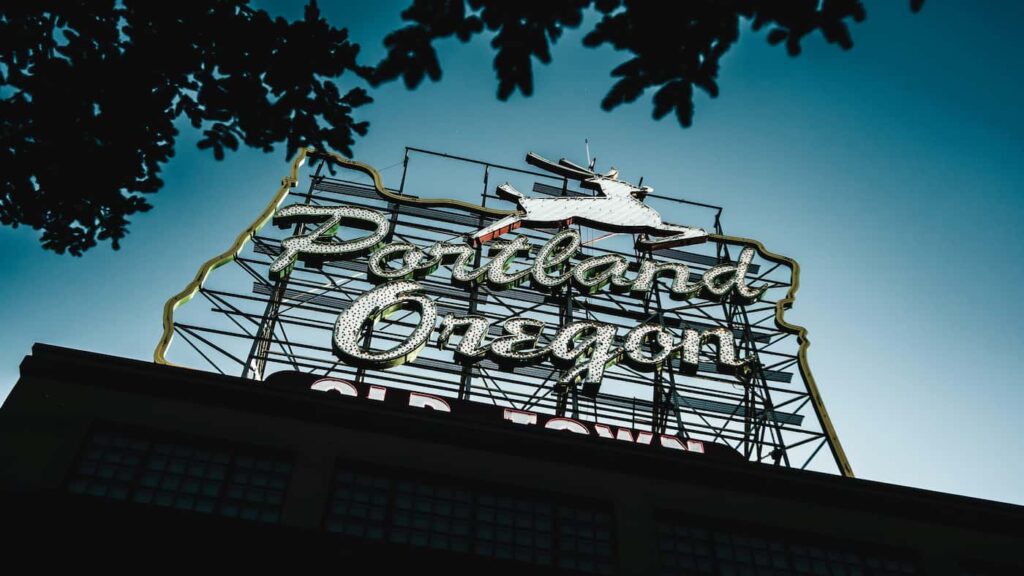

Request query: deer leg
[
  {"left": 636, "top": 224, "right": 708, "bottom": 250},
  {"left": 468, "top": 214, "right": 524, "bottom": 247}
]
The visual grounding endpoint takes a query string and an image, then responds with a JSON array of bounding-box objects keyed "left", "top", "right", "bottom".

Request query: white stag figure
[{"left": 468, "top": 152, "right": 708, "bottom": 249}]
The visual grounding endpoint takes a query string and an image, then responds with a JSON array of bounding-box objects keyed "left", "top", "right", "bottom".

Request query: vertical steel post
[
  {"left": 457, "top": 166, "right": 489, "bottom": 401},
  {"left": 242, "top": 157, "right": 326, "bottom": 380}
]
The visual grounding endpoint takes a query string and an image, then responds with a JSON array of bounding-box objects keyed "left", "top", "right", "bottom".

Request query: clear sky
[{"left": 1, "top": 2, "right": 1021, "bottom": 505}]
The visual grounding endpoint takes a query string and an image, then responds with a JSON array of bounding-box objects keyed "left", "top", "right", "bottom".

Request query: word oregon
[
  {"left": 268, "top": 204, "right": 764, "bottom": 304},
  {"left": 332, "top": 281, "right": 755, "bottom": 397}
]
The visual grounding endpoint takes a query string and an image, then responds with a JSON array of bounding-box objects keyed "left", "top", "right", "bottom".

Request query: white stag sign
[{"left": 469, "top": 153, "right": 708, "bottom": 249}]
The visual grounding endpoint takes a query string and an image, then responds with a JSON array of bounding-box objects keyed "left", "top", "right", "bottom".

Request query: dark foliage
[
  {"left": 0, "top": 1, "right": 368, "bottom": 255},
  {"left": 373, "top": 0, "right": 905, "bottom": 127},
  {"left": 1, "top": 1, "right": 921, "bottom": 255}
]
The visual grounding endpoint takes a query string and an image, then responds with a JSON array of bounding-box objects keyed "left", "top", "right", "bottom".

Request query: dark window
[
  {"left": 325, "top": 465, "right": 614, "bottom": 574},
  {"left": 66, "top": 426, "right": 292, "bottom": 524},
  {"left": 657, "top": 518, "right": 917, "bottom": 576}
]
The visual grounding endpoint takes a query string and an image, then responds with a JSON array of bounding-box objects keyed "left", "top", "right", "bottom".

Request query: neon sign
[
  {"left": 153, "top": 147, "right": 856, "bottom": 477},
  {"left": 269, "top": 161, "right": 765, "bottom": 398}
]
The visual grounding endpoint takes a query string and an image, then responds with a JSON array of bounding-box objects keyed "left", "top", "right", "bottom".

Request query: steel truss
[{"left": 163, "top": 148, "right": 847, "bottom": 475}]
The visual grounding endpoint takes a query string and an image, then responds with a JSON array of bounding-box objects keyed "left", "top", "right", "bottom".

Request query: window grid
[
  {"left": 325, "top": 466, "right": 614, "bottom": 574},
  {"left": 658, "top": 520, "right": 917, "bottom": 576},
  {"left": 67, "top": 427, "right": 292, "bottom": 524}
]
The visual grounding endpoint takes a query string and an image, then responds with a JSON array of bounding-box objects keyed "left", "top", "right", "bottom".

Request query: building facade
[{"left": 1, "top": 344, "right": 1020, "bottom": 574}]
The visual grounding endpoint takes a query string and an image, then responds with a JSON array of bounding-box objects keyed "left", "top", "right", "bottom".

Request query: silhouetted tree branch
[
  {"left": 1, "top": 1, "right": 368, "bottom": 255},
  {"left": 372, "top": 0, "right": 895, "bottom": 127},
  {"left": 0, "top": 1, "right": 922, "bottom": 255}
]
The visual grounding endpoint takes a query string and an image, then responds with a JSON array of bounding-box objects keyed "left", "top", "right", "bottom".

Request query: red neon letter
[
  {"left": 503, "top": 409, "right": 539, "bottom": 425},
  {"left": 593, "top": 424, "right": 638, "bottom": 442},
  {"left": 659, "top": 435, "right": 686, "bottom": 450},
  {"left": 311, "top": 378, "right": 358, "bottom": 396},
  {"left": 544, "top": 418, "right": 589, "bottom": 435},
  {"left": 659, "top": 435, "right": 704, "bottom": 453},
  {"left": 408, "top": 392, "right": 451, "bottom": 412}
]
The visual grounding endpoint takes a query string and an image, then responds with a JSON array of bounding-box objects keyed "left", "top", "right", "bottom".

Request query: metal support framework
[
  {"left": 157, "top": 147, "right": 853, "bottom": 477},
  {"left": 243, "top": 158, "right": 328, "bottom": 380}
]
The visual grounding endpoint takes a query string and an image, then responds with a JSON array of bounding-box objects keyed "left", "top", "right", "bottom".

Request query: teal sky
[{"left": 1, "top": 2, "right": 1021, "bottom": 504}]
